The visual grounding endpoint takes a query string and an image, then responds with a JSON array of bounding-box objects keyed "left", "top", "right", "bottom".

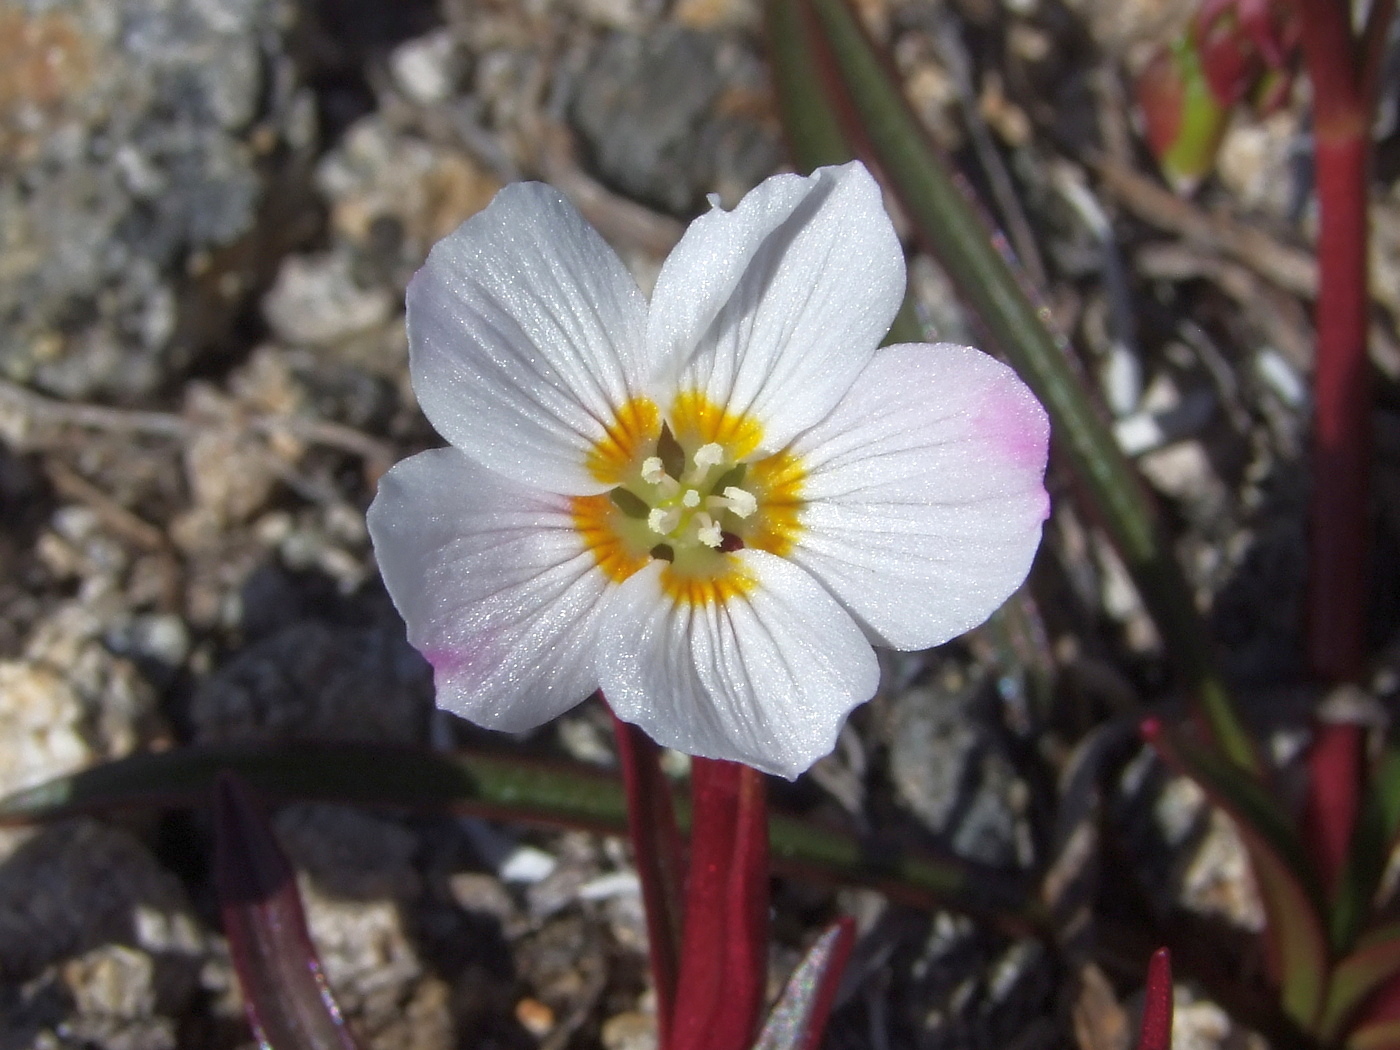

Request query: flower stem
[
  {"left": 670, "top": 760, "right": 769, "bottom": 1050},
  {"left": 1305, "top": 129, "right": 1373, "bottom": 684},
  {"left": 610, "top": 711, "right": 686, "bottom": 1043},
  {"left": 1303, "top": 720, "right": 1364, "bottom": 902}
]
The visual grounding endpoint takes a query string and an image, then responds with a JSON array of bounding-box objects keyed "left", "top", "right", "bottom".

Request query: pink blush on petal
[
  {"left": 972, "top": 382, "right": 1050, "bottom": 475},
  {"left": 422, "top": 647, "right": 473, "bottom": 678}
]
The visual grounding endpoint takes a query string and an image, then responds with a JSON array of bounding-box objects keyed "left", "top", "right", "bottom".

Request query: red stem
[
  {"left": 1302, "top": 721, "right": 1364, "bottom": 900},
  {"left": 1306, "top": 132, "right": 1372, "bottom": 684},
  {"left": 670, "top": 759, "right": 770, "bottom": 1050},
  {"left": 1294, "top": 0, "right": 1379, "bottom": 685},
  {"left": 610, "top": 711, "right": 687, "bottom": 1043}
]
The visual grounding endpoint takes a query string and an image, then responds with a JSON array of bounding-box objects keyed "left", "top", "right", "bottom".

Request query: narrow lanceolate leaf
[
  {"left": 1138, "top": 948, "right": 1174, "bottom": 1050},
  {"left": 753, "top": 919, "right": 856, "bottom": 1050},
  {"left": 1321, "top": 923, "right": 1400, "bottom": 1040},
  {"left": 671, "top": 761, "right": 770, "bottom": 1050},
  {"left": 1144, "top": 720, "right": 1328, "bottom": 1029},
  {"left": 214, "top": 773, "right": 363, "bottom": 1050},
  {"left": 611, "top": 713, "right": 686, "bottom": 1043},
  {"left": 0, "top": 743, "right": 1042, "bottom": 927},
  {"left": 1350, "top": 1018, "right": 1400, "bottom": 1050},
  {"left": 1331, "top": 743, "right": 1397, "bottom": 953},
  {"left": 772, "top": 0, "right": 1258, "bottom": 774}
]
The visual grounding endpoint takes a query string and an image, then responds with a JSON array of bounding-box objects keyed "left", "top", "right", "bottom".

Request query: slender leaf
[
  {"left": 1331, "top": 743, "right": 1400, "bottom": 953},
  {"left": 214, "top": 773, "right": 363, "bottom": 1050},
  {"left": 612, "top": 714, "right": 686, "bottom": 1044},
  {"left": 1349, "top": 1018, "right": 1400, "bottom": 1050},
  {"left": 0, "top": 743, "right": 1044, "bottom": 930},
  {"left": 770, "top": 0, "right": 1257, "bottom": 774},
  {"left": 753, "top": 919, "right": 856, "bottom": 1050},
  {"left": 1138, "top": 948, "right": 1174, "bottom": 1050},
  {"left": 1145, "top": 720, "right": 1328, "bottom": 1029},
  {"left": 1323, "top": 923, "right": 1400, "bottom": 1040}
]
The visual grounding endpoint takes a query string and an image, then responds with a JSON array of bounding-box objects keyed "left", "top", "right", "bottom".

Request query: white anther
[
  {"left": 721, "top": 486, "right": 757, "bottom": 518},
  {"left": 682, "top": 489, "right": 701, "bottom": 508},
  {"left": 648, "top": 507, "right": 681, "bottom": 536},
  {"left": 693, "top": 443, "right": 724, "bottom": 471},
  {"left": 694, "top": 513, "right": 722, "bottom": 549},
  {"left": 641, "top": 457, "right": 668, "bottom": 484}
]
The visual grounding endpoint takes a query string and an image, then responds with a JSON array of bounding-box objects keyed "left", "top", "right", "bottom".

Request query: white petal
[
  {"left": 645, "top": 162, "right": 904, "bottom": 451},
  {"left": 366, "top": 448, "right": 609, "bottom": 731},
  {"left": 407, "top": 183, "right": 648, "bottom": 495},
  {"left": 787, "top": 343, "right": 1050, "bottom": 650},
  {"left": 597, "top": 552, "right": 879, "bottom": 779}
]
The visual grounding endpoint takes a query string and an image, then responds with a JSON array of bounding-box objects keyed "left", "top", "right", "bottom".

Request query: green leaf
[
  {"left": 768, "top": 0, "right": 1258, "bottom": 775},
  {"left": 1322, "top": 923, "right": 1400, "bottom": 1041},
  {"left": 0, "top": 743, "right": 1048, "bottom": 932},
  {"left": 1146, "top": 721, "right": 1328, "bottom": 1030},
  {"left": 1330, "top": 743, "right": 1400, "bottom": 953},
  {"left": 1349, "top": 1018, "right": 1400, "bottom": 1050}
]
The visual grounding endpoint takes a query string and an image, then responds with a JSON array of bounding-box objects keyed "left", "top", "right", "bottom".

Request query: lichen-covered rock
[
  {"left": 0, "top": 0, "right": 314, "bottom": 399},
  {"left": 569, "top": 28, "right": 781, "bottom": 215}
]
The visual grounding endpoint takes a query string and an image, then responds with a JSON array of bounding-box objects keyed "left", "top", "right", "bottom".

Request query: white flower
[{"left": 367, "top": 162, "right": 1049, "bottom": 778}]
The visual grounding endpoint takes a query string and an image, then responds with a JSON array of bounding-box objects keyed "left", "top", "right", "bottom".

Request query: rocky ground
[{"left": 0, "top": 0, "right": 1397, "bottom": 1047}]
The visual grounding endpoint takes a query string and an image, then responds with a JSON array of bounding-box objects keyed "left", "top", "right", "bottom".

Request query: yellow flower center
[{"left": 571, "top": 393, "right": 806, "bottom": 605}]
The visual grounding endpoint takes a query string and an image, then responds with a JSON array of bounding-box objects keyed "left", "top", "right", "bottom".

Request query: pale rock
[{"left": 262, "top": 252, "right": 393, "bottom": 347}]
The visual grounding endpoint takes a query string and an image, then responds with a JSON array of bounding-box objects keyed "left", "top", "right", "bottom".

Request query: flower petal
[
  {"left": 407, "top": 183, "right": 648, "bottom": 495},
  {"left": 645, "top": 162, "right": 904, "bottom": 452},
  {"left": 367, "top": 447, "right": 609, "bottom": 731},
  {"left": 787, "top": 343, "right": 1050, "bottom": 650},
  {"left": 597, "top": 552, "right": 879, "bottom": 779}
]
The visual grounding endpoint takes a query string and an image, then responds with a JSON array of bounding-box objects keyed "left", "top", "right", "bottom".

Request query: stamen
[
  {"left": 695, "top": 512, "right": 722, "bottom": 548},
  {"left": 682, "top": 489, "right": 701, "bottom": 508},
  {"left": 640, "top": 457, "right": 667, "bottom": 484},
  {"left": 649, "top": 507, "right": 681, "bottom": 536},
  {"left": 707, "top": 486, "right": 759, "bottom": 519},
  {"left": 693, "top": 443, "right": 724, "bottom": 472},
  {"left": 722, "top": 486, "right": 757, "bottom": 518}
]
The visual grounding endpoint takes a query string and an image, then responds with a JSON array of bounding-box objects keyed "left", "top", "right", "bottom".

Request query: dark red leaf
[
  {"left": 1138, "top": 948, "right": 1174, "bottom": 1050},
  {"left": 214, "top": 772, "right": 363, "bottom": 1050}
]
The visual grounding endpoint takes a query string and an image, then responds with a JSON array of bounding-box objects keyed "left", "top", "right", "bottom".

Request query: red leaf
[
  {"left": 1195, "top": 6, "right": 1262, "bottom": 106},
  {"left": 752, "top": 919, "right": 856, "bottom": 1050},
  {"left": 214, "top": 772, "right": 363, "bottom": 1050},
  {"left": 670, "top": 760, "right": 770, "bottom": 1050},
  {"left": 611, "top": 712, "right": 687, "bottom": 1043},
  {"left": 1138, "top": 948, "right": 1174, "bottom": 1050}
]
